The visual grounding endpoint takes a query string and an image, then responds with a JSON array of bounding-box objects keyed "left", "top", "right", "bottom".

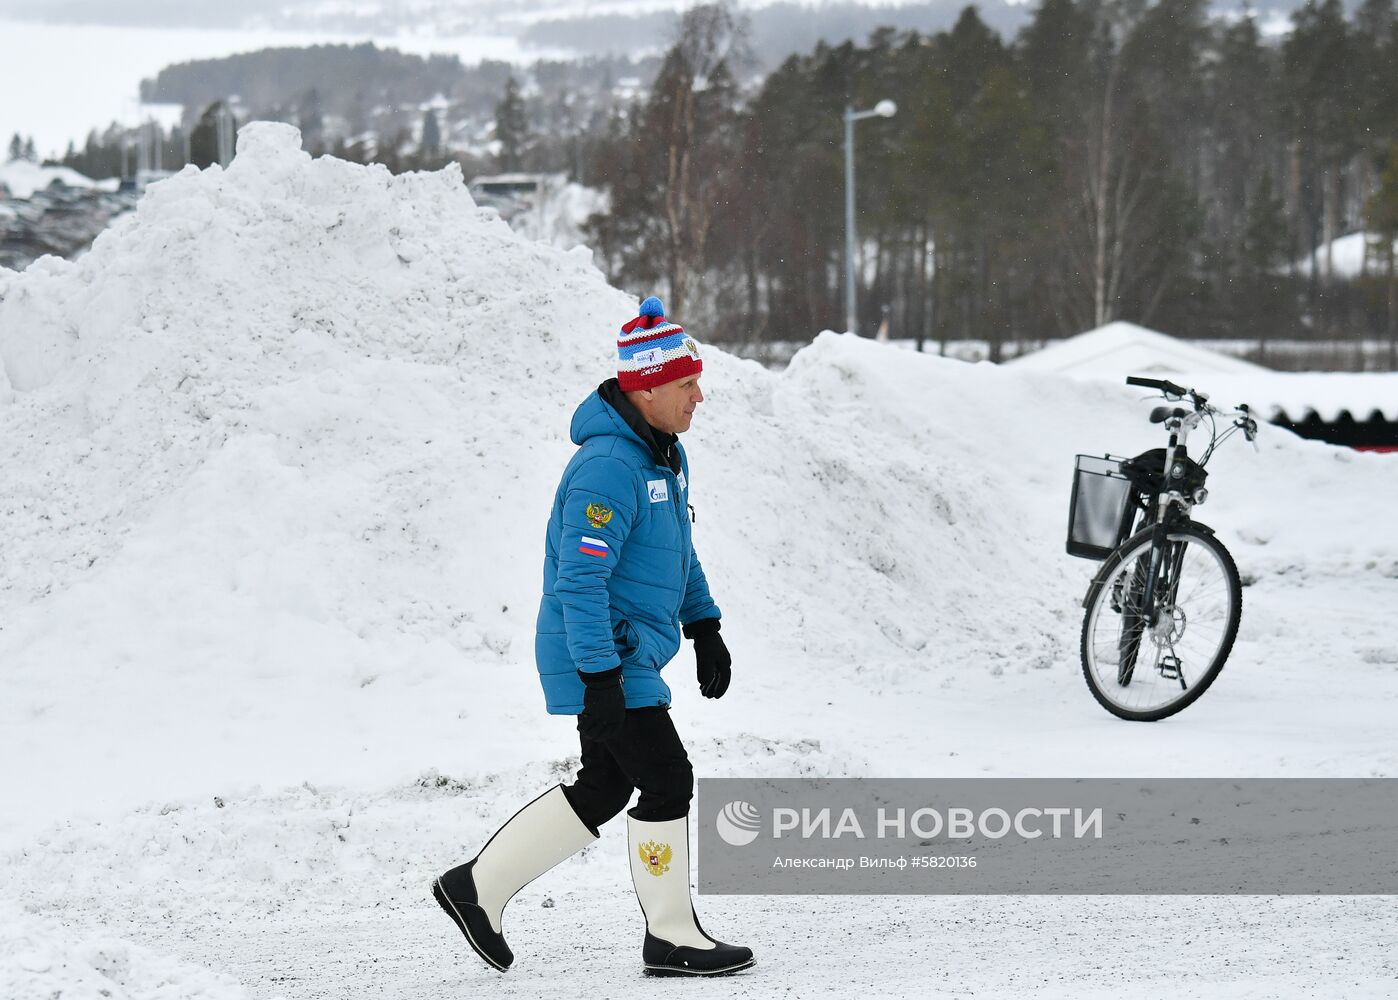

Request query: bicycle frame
[
  {"left": 1140, "top": 409, "right": 1204, "bottom": 625},
  {"left": 1079, "top": 375, "right": 1256, "bottom": 619}
]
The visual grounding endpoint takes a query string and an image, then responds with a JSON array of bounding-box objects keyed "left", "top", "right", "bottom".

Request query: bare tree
[
  {"left": 1053, "top": 10, "right": 1193, "bottom": 333},
  {"left": 650, "top": 2, "right": 750, "bottom": 314}
]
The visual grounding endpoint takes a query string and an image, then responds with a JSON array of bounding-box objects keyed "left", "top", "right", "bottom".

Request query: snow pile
[
  {"left": 0, "top": 902, "right": 252, "bottom": 1000},
  {"left": 1295, "top": 231, "right": 1398, "bottom": 279},
  {"left": 0, "top": 121, "right": 637, "bottom": 832}
]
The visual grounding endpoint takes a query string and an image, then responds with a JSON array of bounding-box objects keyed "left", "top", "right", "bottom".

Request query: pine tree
[
  {"left": 7, "top": 133, "right": 21, "bottom": 162},
  {"left": 1366, "top": 144, "right": 1398, "bottom": 367},
  {"left": 1018, "top": 0, "right": 1096, "bottom": 125},
  {"left": 1209, "top": 16, "right": 1279, "bottom": 238},
  {"left": 1240, "top": 173, "right": 1294, "bottom": 358},
  {"left": 190, "top": 101, "right": 236, "bottom": 169},
  {"left": 1283, "top": 0, "right": 1357, "bottom": 289},
  {"left": 420, "top": 108, "right": 442, "bottom": 162},
  {"left": 495, "top": 76, "right": 528, "bottom": 172}
]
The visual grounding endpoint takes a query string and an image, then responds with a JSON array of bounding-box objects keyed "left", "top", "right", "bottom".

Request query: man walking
[{"left": 433, "top": 296, "right": 754, "bottom": 978}]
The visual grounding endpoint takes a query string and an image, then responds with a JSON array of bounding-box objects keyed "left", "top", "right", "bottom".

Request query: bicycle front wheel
[{"left": 1081, "top": 523, "right": 1242, "bottom": 721}]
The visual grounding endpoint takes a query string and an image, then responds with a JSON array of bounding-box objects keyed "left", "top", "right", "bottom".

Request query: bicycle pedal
[{"left": 1157, "top": 656, "right": 1182, "bottom": 680}]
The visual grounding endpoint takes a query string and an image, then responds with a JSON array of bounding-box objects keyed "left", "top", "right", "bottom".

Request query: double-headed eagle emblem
[
  {"left": 638, "top": 840, "right": 672, "bottom": 877},
  {"left": 585, "top": 503, "right": 613, "bottom": 529}
]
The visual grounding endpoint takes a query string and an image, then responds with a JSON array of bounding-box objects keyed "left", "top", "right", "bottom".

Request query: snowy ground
[{"left": 2, "top": 124, "right": 1395, "bottom": 999}]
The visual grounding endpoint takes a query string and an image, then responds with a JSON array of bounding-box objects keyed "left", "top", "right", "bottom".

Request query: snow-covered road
[
  {"left": 6, "top": 574, "right": 1396, "bottom": 999},
  {"left": 7, "top": 758, "right": 1396, "bottom": 999}
]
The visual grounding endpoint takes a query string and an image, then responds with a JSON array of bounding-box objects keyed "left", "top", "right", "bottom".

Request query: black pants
[{"left": 562, "top": 706, "right": 694, "bottom": 834}]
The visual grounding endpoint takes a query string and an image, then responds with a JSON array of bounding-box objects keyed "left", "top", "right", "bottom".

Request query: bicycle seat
[{"left": 1149, "top": 406, "right": 1186, "bottom": 424}]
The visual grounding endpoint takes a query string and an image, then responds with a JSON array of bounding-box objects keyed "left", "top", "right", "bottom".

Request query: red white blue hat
[{"left": 616, "top": 296, "right": 703, "bottom": 391}]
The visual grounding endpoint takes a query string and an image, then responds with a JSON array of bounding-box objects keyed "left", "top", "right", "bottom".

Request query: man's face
[{"left": 636, "top": 375, "right": 704, "bottom": 434}]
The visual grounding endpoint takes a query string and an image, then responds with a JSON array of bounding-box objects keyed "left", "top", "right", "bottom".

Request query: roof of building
[
  {"left": 0, "top": 160, "right": 104, "bottom": 200},
  {"left": 1007, "top": 322, "right": 1398, "bottom": 422},
  {"left": 1006, "top": 321, "right": 1269, "bottom": 376},
  {"left": 1190, "top": 372, "right": 1398, "bottom": 423}
]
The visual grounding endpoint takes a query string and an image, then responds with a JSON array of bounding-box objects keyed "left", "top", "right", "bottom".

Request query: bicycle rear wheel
[{"left": 1081, "top": 523, "right": 1242, "bottom": 721}]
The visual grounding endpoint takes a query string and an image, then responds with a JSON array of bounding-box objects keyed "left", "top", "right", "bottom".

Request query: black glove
[
  {"left": 683, "top": 618, "right": 731, "bottom": 699},
  {"left": 578, "top": 667, "right": 625, "bottom": 741}
]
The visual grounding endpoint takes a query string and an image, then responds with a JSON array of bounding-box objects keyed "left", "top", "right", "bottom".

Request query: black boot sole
[
  {"left": 432, "top": 878, "right": 510, "bottom": 972},
  {"left": 644, "top": 957, "right": 756, "bottom": 977}
]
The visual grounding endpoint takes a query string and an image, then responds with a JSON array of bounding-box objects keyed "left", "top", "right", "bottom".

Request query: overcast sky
[{"left": 0, "top": 0, "right": 655, "bottom": 31}]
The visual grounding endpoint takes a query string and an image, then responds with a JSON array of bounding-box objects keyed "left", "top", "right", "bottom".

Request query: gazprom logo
[{"left": 716, "top": 800, "right": 762, "bottom": 846}]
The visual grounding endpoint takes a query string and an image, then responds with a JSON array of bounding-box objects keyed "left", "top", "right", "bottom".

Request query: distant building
[
  {"left": 1202, "top": 373, "right": 1398, "bottom": 452},
  {"left": 0, "top": 177, "right": 137, "bottom": 272},
  {"left": 1005, "top": 321, "right": 1267, "bottom": 377},
  {"left": 466, "top": 172, "right": 606, "bottom": 259},
  {"left": 1008, "top": 321, "right": 1397, "bottom": 452},
  {"left": 0, "top": 160, "right": 109, "bottom": 200},
  {"left": 467, "top": 172, "right": 565, "bottom": 222}
]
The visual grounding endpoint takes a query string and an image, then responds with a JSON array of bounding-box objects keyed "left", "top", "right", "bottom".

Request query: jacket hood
[{"left": 570, "top": 379, "right": 681, "bottom": 472}]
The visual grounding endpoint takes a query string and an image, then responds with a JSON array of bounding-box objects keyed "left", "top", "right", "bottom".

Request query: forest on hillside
[{"left": 28, "top": 0, "right": 1398, "bottom": 364}]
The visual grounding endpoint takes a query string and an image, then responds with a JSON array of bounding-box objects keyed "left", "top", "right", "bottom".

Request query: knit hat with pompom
[{"left": 616, "top": 296, "right": 702, "bottom": 391}]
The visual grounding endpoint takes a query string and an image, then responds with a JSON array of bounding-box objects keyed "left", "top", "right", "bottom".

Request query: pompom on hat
[{"left": 616, "top": 296, "right": 703, "bottom": 391}]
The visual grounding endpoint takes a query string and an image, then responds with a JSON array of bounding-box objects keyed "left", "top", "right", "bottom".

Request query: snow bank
[
  {"left": 0, "top": 902, "right": 252, "bottom": 1000},
  {"left": 0, "top": 121, "right": 635, "bottom": 832},
  {"left": 1295, "top": 231, "right": 1398, "bottom": 279},
  {"left": 1, "top": 121, "right": 1396, "bottom": 849}
]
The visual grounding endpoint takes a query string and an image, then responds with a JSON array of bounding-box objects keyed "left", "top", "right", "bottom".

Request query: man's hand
[
  {"left": 683, "top": 618, "right": 731, "bottom": 699},
  {"left": 578, "top": 667, "right": 625, "bottom": 741}
]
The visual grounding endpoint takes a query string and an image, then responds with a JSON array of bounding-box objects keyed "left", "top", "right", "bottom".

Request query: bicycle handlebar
[
  {"left": 1126, "top": 374, "right": 1211, "bottom": 408},
  {"left": 1127, "top": 376, "right": 1258, "bottom": 446},
  {"left": 1126, "top": 375, "right": 1188, "bottom": 395}
]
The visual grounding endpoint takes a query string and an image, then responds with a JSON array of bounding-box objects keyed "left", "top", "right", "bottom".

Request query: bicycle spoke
[{"left": 1081, "top": 525, "right": 1240, "bottom": 719}]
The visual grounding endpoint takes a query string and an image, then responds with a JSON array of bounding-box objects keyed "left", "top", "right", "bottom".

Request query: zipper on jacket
[{"left": 666, "top": 467, "right": 691, "bottom": 595}]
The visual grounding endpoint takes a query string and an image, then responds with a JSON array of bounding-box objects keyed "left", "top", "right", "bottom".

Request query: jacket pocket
[{"left": 613, "top": 618, "right": 641, "bottom": 662}]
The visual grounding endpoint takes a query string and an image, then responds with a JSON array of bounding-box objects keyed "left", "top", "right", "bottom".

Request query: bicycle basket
[{"left": 1067, "top": 454, "right": 1135, "bottom": 560}]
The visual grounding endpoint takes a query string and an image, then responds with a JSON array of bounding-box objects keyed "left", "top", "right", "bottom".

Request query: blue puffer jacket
[{"left": 534, "top": 382, "right": 720, "bottom": 714}]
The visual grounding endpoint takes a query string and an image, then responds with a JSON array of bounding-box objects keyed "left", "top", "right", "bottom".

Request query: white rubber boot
[
  {"left": 434, "top": 785, "right": 596, "bottom": 971},
  {"left": 627, "top": 814, "right": 755, "bottom": 976}
]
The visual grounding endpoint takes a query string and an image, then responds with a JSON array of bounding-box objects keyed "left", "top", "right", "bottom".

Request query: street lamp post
[{"left": 843, "top": 99, "right": 897, "bottom": 336}]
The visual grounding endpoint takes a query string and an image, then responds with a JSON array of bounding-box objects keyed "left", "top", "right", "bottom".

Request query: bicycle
[{"left": 1067, "top": 376, "right": 1260, "bottom": 721}]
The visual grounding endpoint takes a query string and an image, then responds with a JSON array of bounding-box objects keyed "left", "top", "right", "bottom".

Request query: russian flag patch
[{"left": 579, "top": 536, "right": 610, "bottom": 558}]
